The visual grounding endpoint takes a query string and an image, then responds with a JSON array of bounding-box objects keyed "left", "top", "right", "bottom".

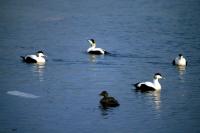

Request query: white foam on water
[{"left": 7, "top": 91, "right": 39, "bottom": 99}]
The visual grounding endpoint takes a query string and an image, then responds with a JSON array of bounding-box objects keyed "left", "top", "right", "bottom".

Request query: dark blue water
[{"left": 0, "top": 0, "right": 200, "bottom": 132}]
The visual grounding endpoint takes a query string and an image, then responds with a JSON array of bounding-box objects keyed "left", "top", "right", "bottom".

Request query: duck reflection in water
[
  {"left": 176, "top": 65, "right": 186, "bottom": 81},
  {"left": 147, "top": 91, "right": 161, "bottom": 111},
  {"left": 99, "top": 106, "right": 115, "bottom": 119},
  {"left": 134, "top": 88, "right": 162, "bottom": 111},
  {"left": 32, "top": 63, "right": 45, "bottom": 82},
  {"left": 88, "top": 54, "right": 104, "bottom": 63}
]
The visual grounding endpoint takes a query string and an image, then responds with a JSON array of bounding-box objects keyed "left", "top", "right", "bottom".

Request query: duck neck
[
  {"left": 153, "top": 78, "right": 161, "bottom": 90},
  {"left": 91, "top": 43, "right": 96, "bottom": 48},
  {"left": 88, "top": 44, "right": 96, "bottom": 52}
]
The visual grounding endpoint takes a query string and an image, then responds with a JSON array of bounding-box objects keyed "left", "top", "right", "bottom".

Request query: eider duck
[
  {"left": 99, "top": 91, "right": 120, "bottom": 108},
  {"left": 87, "top": 39, "right": 109, "bottom": 55},
  {"left": 134, "top": 73, "right": 163, "bottom": 92},
  {"left": 172, "top": 54, "right": 187, "bottom": 66},
  {"left": 21, "top": 51, "right": 46, "bottom": 63}
]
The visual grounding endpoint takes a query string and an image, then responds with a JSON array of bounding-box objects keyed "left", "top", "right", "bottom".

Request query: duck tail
[
  {"left": 104, "top": 51, "right": 111, "bottom": 55},
  {"left": 133, "top": 83, "right": 138, "bottom": 87},
  {"left": 172, "top": 60, "right": 175, "bottom": 65},
  {"left": 133, "top": 83, "right": 141, "bottom": 90},
  {"left": 20, "top": 56, "right": 25, "bottom": 61}
]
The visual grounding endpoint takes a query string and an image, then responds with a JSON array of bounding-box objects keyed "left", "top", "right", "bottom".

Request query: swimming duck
[
  {"left": 21, "top": 51, "right": 46, "bottom": 63},
  {"left": 172, "top": 54, "right": 187, "bottom": 66},
  {"left": 99, "top": 91, "right": 120, "bottom": 108},
  {"left": 87, "top": 39, "right": 109, "bottom": 55},
  {"left": 134, "top": 73, "right": 163, "bottom": 92}
]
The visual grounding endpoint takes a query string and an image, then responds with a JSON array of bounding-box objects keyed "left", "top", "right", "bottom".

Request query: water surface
[{"left": 0, "top": 0, "right": 200, "bottom": 132}]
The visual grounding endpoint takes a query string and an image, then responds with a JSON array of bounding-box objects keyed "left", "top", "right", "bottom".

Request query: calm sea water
[{"left": 0, "top": 0, "right": 200, "bottom": 132}]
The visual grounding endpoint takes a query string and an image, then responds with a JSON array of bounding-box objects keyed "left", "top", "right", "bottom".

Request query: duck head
[
  {"left": 99, "top": 91, "right": 109, "bottom": 97},
  {"left": 179, "top": 54, "right": 183, "bottom": 58},
  {"left": 88, "top": 39, "right": 96, "bottom": 47},
  {"left": 36, "top": 51, "right": 46, "bottom": 57},
  {"left": 154, "top": 73, "right": 163, "bottom": 80}
]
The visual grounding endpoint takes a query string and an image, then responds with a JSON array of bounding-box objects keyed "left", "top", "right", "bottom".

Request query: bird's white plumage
[
  {"left": 87, "top": 47, "right": 105, "bottom": 54},
  {"left": 25, "top": 55, "right": 38, "bottom": 61},
  {"left": 174, "top": 56, "right": 187, "bottom": 66},
  {"left": 25, "top": 54, "right": 46, "bottom": 63},
  {"left": 138, "top": 82, "right": 154, "bottom": 88},
  {"left": 138, "top": 79, "right": 161, "bottom": 90}
]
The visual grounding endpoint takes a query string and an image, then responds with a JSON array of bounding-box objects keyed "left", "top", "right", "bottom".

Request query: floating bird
[
  {"left": 99, "top": 91, "right": 120, "bottom": 108},
  {"left": 21, "top": 51, "right": 46, "bottom": 63},
  {"left": 172, "top": 54, "right": 187, "bottom": 66},
  {"left": 134, "top": 73, "right": 163, "bottom": 92},
  {"left": 87, "top": 39, "right": 109, "bottom": 55}
]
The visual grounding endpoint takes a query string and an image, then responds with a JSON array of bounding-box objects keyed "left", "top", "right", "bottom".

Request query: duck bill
[{"left": 88, "top": 40, "right": 93, "bottom": 45}]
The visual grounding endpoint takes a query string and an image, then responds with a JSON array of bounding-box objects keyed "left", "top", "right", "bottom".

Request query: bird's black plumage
[
  {"left": 21, "top": 56, "right": 37, "bottom": 63},
  {"left": 88, "top": 50, "right": 104, "bottom": 55},
  {"left": 88, "top": 50, "right": 110, "bottom": 55}
]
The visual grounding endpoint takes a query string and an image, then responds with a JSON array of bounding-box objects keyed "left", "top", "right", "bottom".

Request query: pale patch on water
[
  {"left": 43, "top": 16, "right": 65, "bottom": 21},
  {"left": 7, "top": 91, "right": 39, "bottom": 99}
]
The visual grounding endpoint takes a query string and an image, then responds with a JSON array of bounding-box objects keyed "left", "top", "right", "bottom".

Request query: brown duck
[{"left": 99, "top": 91, "right": 120, "bottom": 108}]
